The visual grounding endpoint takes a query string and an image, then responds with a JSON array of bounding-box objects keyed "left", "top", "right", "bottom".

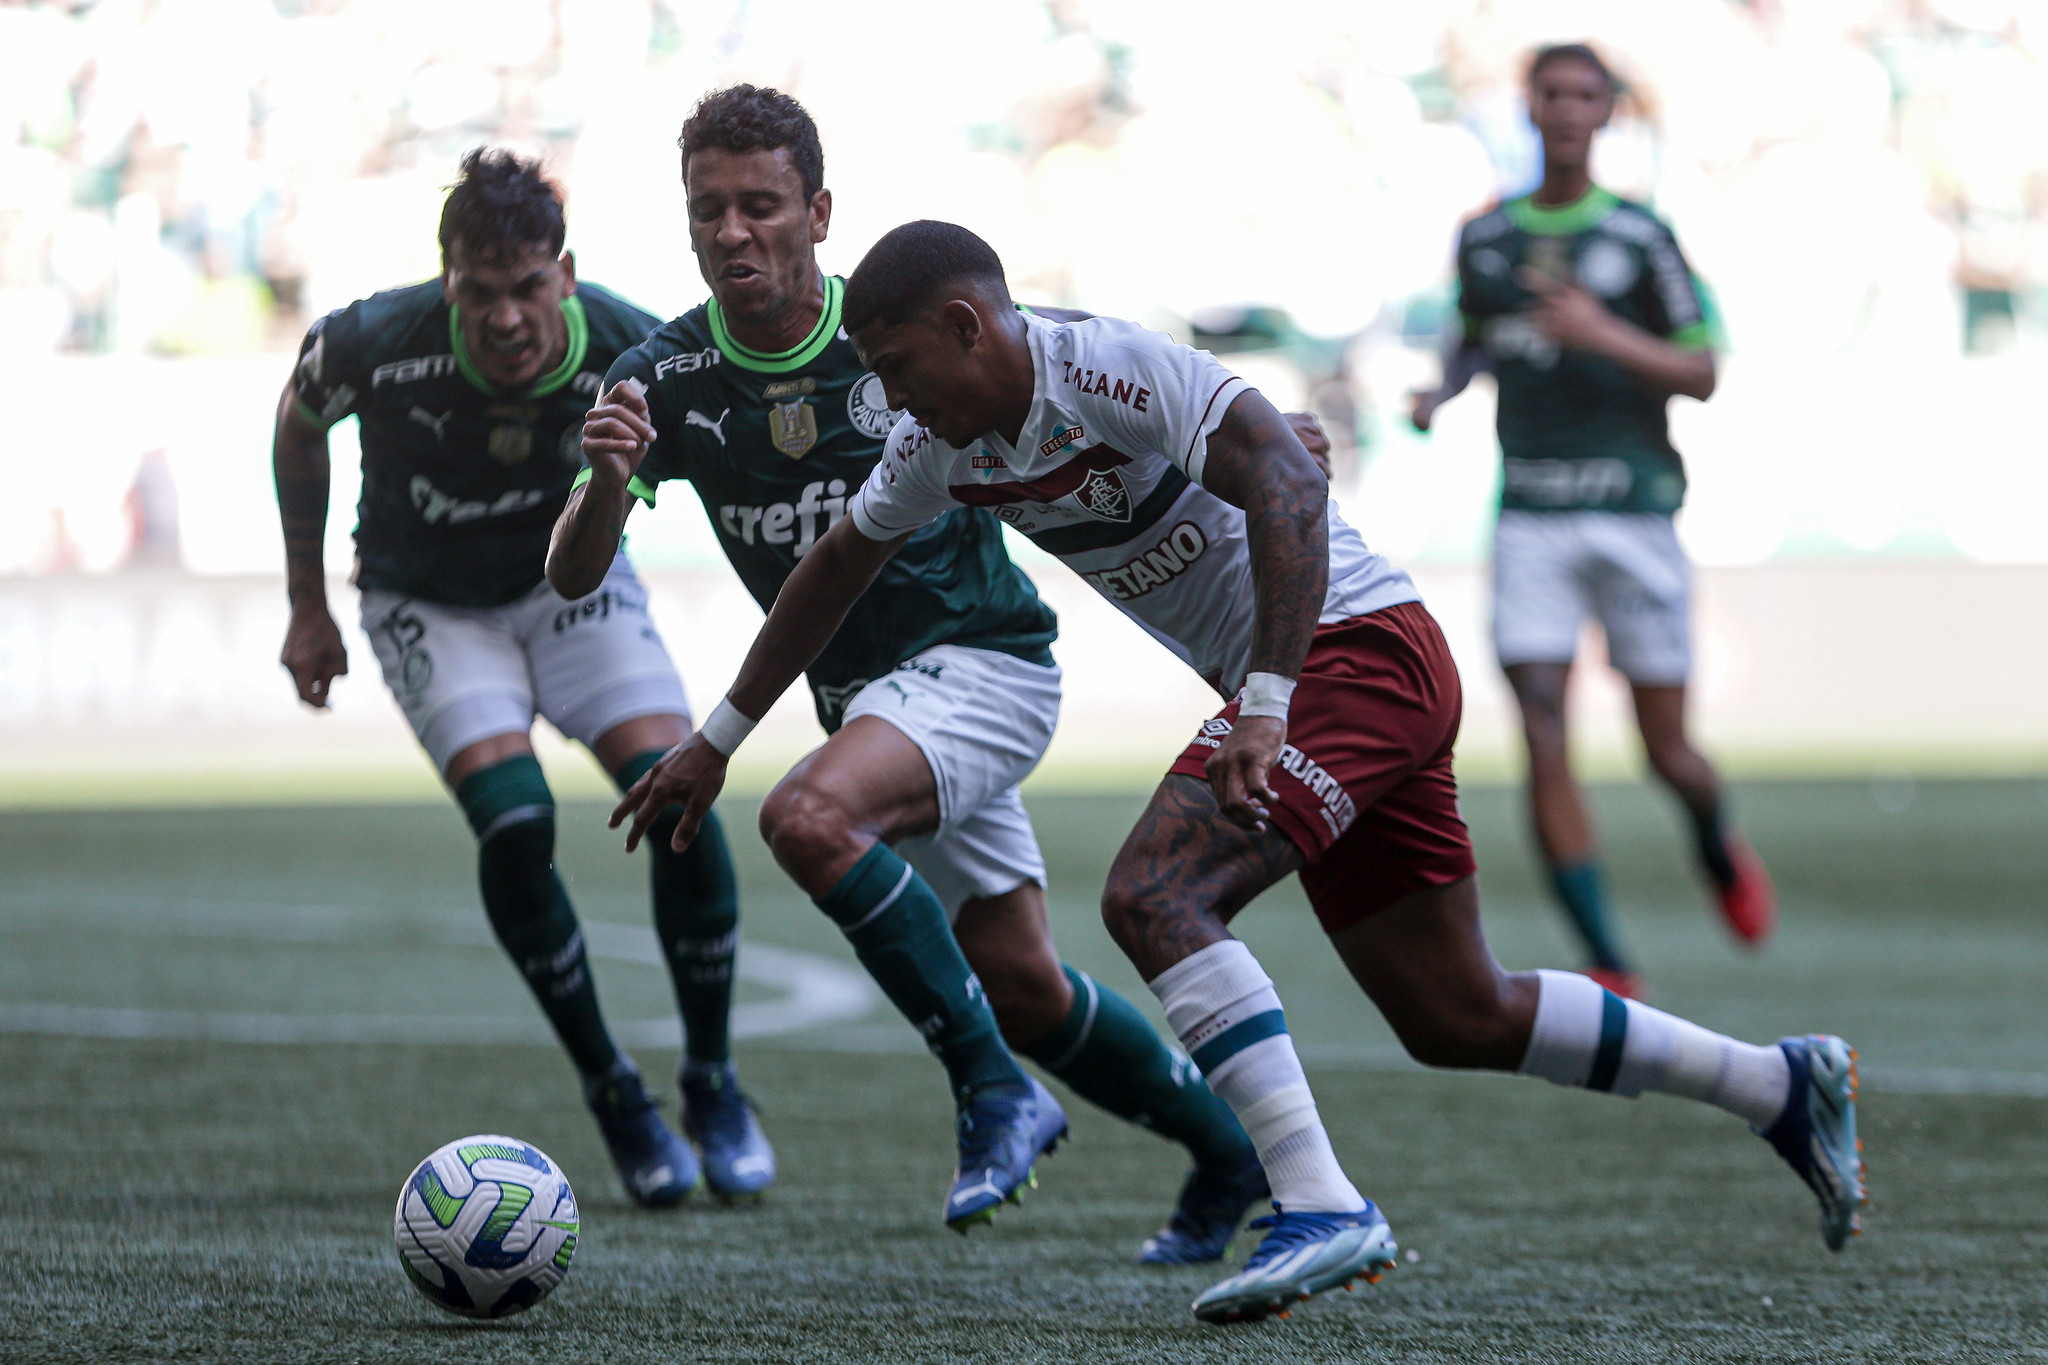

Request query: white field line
[
  {"left": 2, "top": 897, "right": 2042, "bottom": 1097},
  {"left": 0, "top": 905, "right": 879, "bottom": 1047}
]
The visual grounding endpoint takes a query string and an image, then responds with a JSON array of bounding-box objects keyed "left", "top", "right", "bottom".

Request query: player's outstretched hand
[
  {"left": 281, "top": 604, "right": 348, "bottom": 709},
  {"left": 1285, "top": 412, "right": 1334, "bottom": 480},
  {"left": 1206, "top": 714, "right": 1286, "bottom": 832},
  {"left": 582, "top": 379, "right": 657, "bottom": 487},
  {"left": 611, "top": 733, "right": 727, "bottom": 853}
]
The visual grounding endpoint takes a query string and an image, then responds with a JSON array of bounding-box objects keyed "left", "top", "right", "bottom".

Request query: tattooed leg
[
  {"left": 1102, "top": 775, "right": 1302, "bottom": 981},
  {"left": 1104, "top": 775, "right": 1366, "bottom": 1214}
]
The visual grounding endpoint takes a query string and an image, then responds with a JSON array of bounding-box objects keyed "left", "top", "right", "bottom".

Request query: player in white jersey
[{"left": 625, "top": 222, "right": 1865, "bottom": 1323}]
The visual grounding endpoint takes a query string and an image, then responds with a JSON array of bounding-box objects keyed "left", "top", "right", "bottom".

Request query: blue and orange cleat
[
  {"left": 1191, "top": 1201, "right": 1398, "bottom": 1324},
  {"left": 944, "top": 1076, "right": 1067, "bottom": 1233},
  {"left": 1760, "top": 1033, "right": 1865, "bottom": 1250},
  {"left": 1139, "top": 1151, "right": 1270, "bottom": 1264},
  {"left": 586, "top": 1068, "right": 700, "bottom": 1207}
]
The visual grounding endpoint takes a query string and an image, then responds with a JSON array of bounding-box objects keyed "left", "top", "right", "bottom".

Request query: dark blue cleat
[
  {"left": 1139, "top": 1150, "right": 1271, "bottom": 1264},
  {"left": 586, "top": 1068, "right": 699, "bottom": 1208},
  {"left": 681, "top": 1063, "right": 776, "bottom": 1200},
  {"left": 1760, "top": 1033, "right": 1865, "bottom": 1250},
  {"left": 944, "top": 1076, "right": 1067, "bottom": 1232}
]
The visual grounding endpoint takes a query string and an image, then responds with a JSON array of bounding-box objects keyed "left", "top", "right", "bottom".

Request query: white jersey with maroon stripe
[{"left": 848, "top": 312, "right": 1419, "bottom": 695}]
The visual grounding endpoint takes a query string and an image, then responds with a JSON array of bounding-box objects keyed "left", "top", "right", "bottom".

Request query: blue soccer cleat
[
  {"left": 586, "top": 1068, "right": 700, "bottom": 1208},
  {"left": 1139, "top": 1151, "right": 1271, "bottom": 1264},
  {"left": 944, "top": 1076, "right": 1067, "bottom": 1233},
  {"left": 1191, "top": 1202, "right": 1399, "bottom": 1325},
  {"left": 681, "top": 1063, "right": 777, "bottom": 1201},
  {"left": 1760, "top": 1033, "right": 1865, "bottom": 1250}
]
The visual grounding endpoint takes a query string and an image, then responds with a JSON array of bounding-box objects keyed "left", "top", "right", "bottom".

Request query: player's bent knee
[
  {"left": 758, "top": 780, "right": 860, "bottom": 875},
  {"left": 1098, "top": 877, "right": 1152, "bottom": 947}
]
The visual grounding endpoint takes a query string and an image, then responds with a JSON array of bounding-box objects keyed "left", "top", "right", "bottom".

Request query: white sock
[
  {"left": 1149, "top": 940, "right": 1365, "bottom": 1213},
  {"left": 1518, "top": 968, "right": 1791, "bottom": 1129}
]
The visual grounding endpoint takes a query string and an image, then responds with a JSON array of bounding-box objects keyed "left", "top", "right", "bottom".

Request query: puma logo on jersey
[
  {"left": 687, "top": 408, "right": 730, "bottom": 445},
  {"left": 1083, "top": 521, "right": 1208, "bottom": 601},
  {"left": 409, "top": 475, "right": 545, "bottom": 525},
  {"left": 408, "top": 406, "right": 451, "bottom": 440}
]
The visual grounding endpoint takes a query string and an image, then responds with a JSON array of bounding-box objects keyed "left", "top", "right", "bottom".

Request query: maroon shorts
[{"left": 1168, "top": 601, "right": 1477, "bottom": 935}]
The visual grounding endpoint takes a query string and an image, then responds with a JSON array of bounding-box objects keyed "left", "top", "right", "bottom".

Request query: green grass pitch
[{"left": 4, "top": 781, "right": 2046, "bottom": 1362}]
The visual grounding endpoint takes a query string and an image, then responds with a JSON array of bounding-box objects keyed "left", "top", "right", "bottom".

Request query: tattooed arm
[
  {"left": 273, "top": 379, "right": 348, "bottom": 708},
  {"left": 1193, "top": 388, "right": 1330, "bottom": 830}
]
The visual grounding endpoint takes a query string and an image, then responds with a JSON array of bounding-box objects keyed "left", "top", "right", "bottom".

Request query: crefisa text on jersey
[{"left": 717, "top": 479, "right": 852, "bottom": 554}]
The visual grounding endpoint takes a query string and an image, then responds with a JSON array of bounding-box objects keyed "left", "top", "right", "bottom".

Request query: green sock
[
  {"left": 1686, "top": 799, "right": 1739, "bottom": 890},
  {"left": 456, "top": 756, "right": 623, "bottom": 1081},
  {"left": 1022, "top": 965, "right": 1255, "bottom": 1169},
  {"left": 1549, "top": 858, "right": 1629, "bottom": 972},
  {"left": 816, "top": 843, "right": 1026, "bottom": 1106},
  {"left": 613, "top": 749, "right": 740, "bottom": 1071}
]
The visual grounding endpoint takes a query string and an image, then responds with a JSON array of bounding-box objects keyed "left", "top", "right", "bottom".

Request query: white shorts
[
  {"left": 360, "top": 554, "right": 690, "bottom": 773},
  {"left": 1492, "top": 510, "right": 1692, "bottom": 686},
  {"left": 841, "top": 644, "right": 1062, "bottom": 917}
]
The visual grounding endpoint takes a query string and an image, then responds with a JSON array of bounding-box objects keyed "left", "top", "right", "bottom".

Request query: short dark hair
[
  {"left": 1528, "top": 42, "right": 1617, "bottom": 92},
  {"left": 843, "top": 221, "right": 1009, "bottom": 335},
  {"left": 438, "top": 147, "right": 567, "bottom": 266},
  {"left": 679, "top": 84, "right": 825, "bottom": 202}
]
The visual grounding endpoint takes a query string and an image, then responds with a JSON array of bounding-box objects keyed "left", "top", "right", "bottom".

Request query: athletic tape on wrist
[
  {"left": 697, "top": 697, "right": 758, "bottom": 757},
  {"left": 1238, "top": 671, "right": 1296, "bottom": 721}
]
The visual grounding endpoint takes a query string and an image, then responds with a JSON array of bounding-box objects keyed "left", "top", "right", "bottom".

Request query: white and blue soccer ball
[{"left": 393, "top": 1134, "right": 579, "bottom": 1318}]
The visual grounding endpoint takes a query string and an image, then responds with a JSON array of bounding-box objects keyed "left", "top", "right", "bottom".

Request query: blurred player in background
[
  {"left": 669, "top": 219, "right": 1863, "bottom": 1322},
  {"left": 555, "top": 86, "right": 1264, "bottom": 1252},
  {"left": 272, "top": 149, "right": 763, "bottom": 1207},
  {"left": 1412, "top": 43, "right": 1774, "bottom": 997}
]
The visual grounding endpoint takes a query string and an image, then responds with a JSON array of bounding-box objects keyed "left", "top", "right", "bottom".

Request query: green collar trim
[
  {"left": 449, "top": 293, "right": 589, "bottom": 397},
  {"left": 708, "top": 275, "right": 842, "bottom": 373},
  {"left": 1507, "top": 186, "right": 1619, "bottom": 236}
]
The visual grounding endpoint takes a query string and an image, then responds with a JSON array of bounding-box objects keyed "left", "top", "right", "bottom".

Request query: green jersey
[
  {"left": 1456, "top": 187, "right": 1718, "bottom": 515},
  {"left": 293, "top": 280, "right": 661, "bottom": 606},
  {"left": 593, "top": 275, "right": 1058, "bottom": 731}
]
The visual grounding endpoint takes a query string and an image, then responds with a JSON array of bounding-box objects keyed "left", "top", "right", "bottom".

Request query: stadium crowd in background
[{"left": 2, "top": 0, "right": 2045, "bottom": 372}]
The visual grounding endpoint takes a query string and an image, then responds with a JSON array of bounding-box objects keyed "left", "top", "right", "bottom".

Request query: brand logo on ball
[
  {"left": 769, "top": 400, "right": 818, "bottom": 459},
  {"left": 847, "top": 372, "right": 899, "bottom": 439},
  {"left": 1074, "top": 468, "right": 1131, "bottom": 522},
  {"left": 394, "top": 1134, "right": 579, "bottom": 1319}
]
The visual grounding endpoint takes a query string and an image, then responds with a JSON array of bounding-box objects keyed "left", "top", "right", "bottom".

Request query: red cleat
[
  {"left": 1716, "top": 837, "right": 1776, "bottom": 946},
  {"left": 1583, "top": 967, "right": 1646, "bottom": 1000}
]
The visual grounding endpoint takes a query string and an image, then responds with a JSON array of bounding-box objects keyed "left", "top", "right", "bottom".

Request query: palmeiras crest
[{"left": 1074, "top": 467, "right": 1131, "bottom": 521}]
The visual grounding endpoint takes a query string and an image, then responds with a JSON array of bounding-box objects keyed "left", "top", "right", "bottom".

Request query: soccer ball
[{"left": 392, "top": 1134, "right": 579, "bottom": 1318}]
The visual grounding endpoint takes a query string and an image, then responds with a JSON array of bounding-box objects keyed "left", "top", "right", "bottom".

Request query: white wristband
[
  {"left": 697, "top": 696, "right": 759, "bottom": 757},
  {"left": 1238, "top": 671, "right": 1296, "bottom": 721}
]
